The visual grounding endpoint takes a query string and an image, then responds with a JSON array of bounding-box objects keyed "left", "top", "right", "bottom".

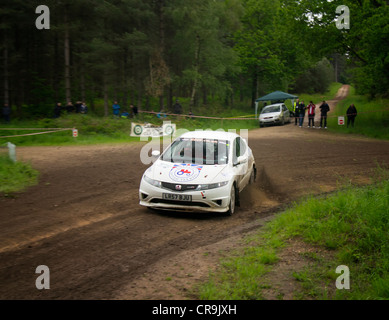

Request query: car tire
[
  {"left": 280, "top": 117, "right": 285, "bottom": 126},
  {"left": 249, "top": 166, "right": 256, "bottom": 184},
  {"left": 227, "top": 184, "right": 236, "bottom": 216}
]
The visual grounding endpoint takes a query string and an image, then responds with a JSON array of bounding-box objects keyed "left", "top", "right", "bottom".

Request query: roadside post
[{"left": 7, "top": 142, "right": 16, "bottom": 163}]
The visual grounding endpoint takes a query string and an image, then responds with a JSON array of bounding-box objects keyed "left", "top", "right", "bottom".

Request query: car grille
[
  {"left": 161, "top": 182, "right": 198, "bottom": 192},
  {"left": 150, "top": 199, "right": 211, "bottom": 207}
]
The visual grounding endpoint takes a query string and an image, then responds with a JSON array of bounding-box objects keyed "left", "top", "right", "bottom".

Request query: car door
[
  {"left": 282, "top": 104, "right": 290, "bottom": 122},
  {"left": 232, "top": 137, "right": 249, "bottom": 191}
]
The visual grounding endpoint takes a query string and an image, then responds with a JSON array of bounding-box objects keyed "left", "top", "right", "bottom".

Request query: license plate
[{"left": 162, "top": 193, "right": 192, "bottom": 201}]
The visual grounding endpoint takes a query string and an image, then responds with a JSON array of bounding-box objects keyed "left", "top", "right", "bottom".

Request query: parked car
[
  {"left": 259, "top": 103, "right": 291, "bottom": 127},
  {"left": 139, "top": 130, "right": 256, "bottom": 215}
]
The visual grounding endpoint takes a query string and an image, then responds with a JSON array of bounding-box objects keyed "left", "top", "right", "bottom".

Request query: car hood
[
  {"left": 144, "top": 160, "right": 230, "bottom": 184},
  {"left": 259, "top": 112, "right": 281, "bottom": 119}
]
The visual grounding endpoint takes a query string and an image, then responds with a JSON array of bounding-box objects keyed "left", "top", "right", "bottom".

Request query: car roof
[
  {"left": 263, "top": 103, "right": 283, "bottom": 108},
  {"left": 178, "top": 130, "right": 240, "bottom": 141}
]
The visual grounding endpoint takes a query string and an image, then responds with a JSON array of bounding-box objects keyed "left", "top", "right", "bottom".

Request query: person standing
[
  {"left": 80, "top": 102, "right": 88, "bottom": 114},
  {"left": 307, "top": 101, "right": 316, "bottom": 128},
  {"left": 346, "top": 104, "right": 357, "bottom": 127},
  {"left": 298, "top": 100, "right": 306, "bottom": 127},
  {"left": 133, "top": 105, "right": 138, "bottom": 117},
  {"left": 2, "top": 103, "right": 11, "bottom": 123},
  {"left": 173, "top": 99, "right": 182, "bottom": 114},
  {"left": 319, "top": 100, "right": 330, "bottom": 129},
  {"left": 66, "top": 101, "right": 75, "bottom": 113},
  {"left": 112, "top": 101, "right": 121, "bottom": 117},
  {"left": 130, "top": 104, "right": 138, "bottom": 118},
  {"left": 293, "top": 99, "right": 300, "bottom": 125},
  {"left": 54, "top": 102, "right": 62, "bottom": 118}
]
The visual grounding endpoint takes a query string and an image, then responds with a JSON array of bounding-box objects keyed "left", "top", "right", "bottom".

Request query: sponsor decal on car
[{"left": 169, "top": 164, "right": 203, "bottom": 182}]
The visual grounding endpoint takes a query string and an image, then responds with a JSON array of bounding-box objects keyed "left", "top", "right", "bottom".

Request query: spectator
[
  {"left": 54, "top": 102, "right": 62, "bottom": 118},
  {"left": 346, "top": 104, "right": 358, "bottom": 128},
  {"left": 74, "top": 101, "right": 82, "bottom": 113},
  {"left": 307, "top": 101, "right": 316, "bottom": 128},
  {"left": 80, "top": 102, "right": 88, "bottom": 114},
  {"left": 66, "top": 101, "right": 75, "bottom": 113},
  {"left": 2, "top": 103, "right": 11, "bottom": 123},
  {"left": 112, "top": 101, "right": 121, "bottom": 117},
  {"left": 173, "top": 99, "right": 182, "bottom": 114},
  {"left": 293, "top": 99, "right": 300, "bottom": 125},
  {"left": 298, "top": 100, "right": 306, "bottom": 127},
  {"left": 157, "top": 108, "right": 167, "bottom": 119},
  {"left": 121, "top": 111, "right": 130, "bottom": 119},
  {"left": 319, "top": 100, "right": 330, "bottom": 129},
  {"left": 133, "top": 105, "right": 138, "bottom": 117},
  {"left": 130, "top": 104, "right": 138, "bottom": 118}
]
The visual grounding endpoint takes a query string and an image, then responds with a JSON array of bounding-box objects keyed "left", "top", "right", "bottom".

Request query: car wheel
[
  {"left": 227, "top": 184, "right": 236, "bottom": 216},
  {"left": 280, "top": 117, "right": 285, "bottom": 125},
  {"left": 249, "top": 167, "right": 255, "bottom": 184}
]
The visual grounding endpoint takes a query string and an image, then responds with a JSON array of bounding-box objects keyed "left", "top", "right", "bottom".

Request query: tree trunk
[
  {"left": 103, "top": 77, "right": 109, "bottom": 117},
  {"left": 3, "top": 36, "right": 9, "bottom": 105},
  {"left": 168, "top": 84, "right": 173, "bottom": 111},
  {"left": 251, "top": 70, "right": 258, "bottom": 108},
  {"left": 158, "top": 0, "right": 165, "bottom": 112},
  {"left": 64, "top": 6, "right": 71, "bottom": 103},
  {"left": 202, "top": 85, "right": 207, "bottom": 105},
  {"left": 189, "top": 36, "right": 201, "bottom": 112},
  {"left": 137, "top": 80, "right": 143, "bottom": 111},
  {"left": 240, "top": 75, "right": 244, "bottom": 102},
  {"left": 80, "top": 71, "right": 86, "bottom": 102}
]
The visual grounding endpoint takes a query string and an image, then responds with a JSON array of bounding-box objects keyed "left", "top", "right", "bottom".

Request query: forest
[{"left": 1, "top": 0, "right": 388, "bottom": 118}]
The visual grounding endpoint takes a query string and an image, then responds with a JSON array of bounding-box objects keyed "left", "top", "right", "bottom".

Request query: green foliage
[
  {"left": 0, "top": 155, "right": 39, "bottom": 194},
  {"left": 292, "top": 58, "right": 335, "bottom": 94},
  {"left": 199, "top": 175, "right": 389, "bottom": 300},
  {"left": 294, "top": 0, "right": 389, "bottom": 97},
  {"left": 327, "top": 85, "right": 389, "bottom": 140}
]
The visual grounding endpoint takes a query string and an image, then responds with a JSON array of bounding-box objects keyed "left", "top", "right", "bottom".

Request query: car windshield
[
  {"left": 261, "top": 106, "right": 281, "bottom": 114},
  {"left": 161, "top": 138, "right": 229, "bottom": 165}
]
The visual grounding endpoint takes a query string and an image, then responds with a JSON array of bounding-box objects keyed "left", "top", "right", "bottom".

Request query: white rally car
[{"left": 139, "top": 130, "right": 256, "bottom": 215}]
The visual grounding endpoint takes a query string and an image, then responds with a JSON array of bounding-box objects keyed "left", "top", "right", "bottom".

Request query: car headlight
[
  {"left": 196, "top": 181, "right": 229, "bottom": 191},
  {"left": 143, "top": 175, "right": 162, "bottom": 188}
]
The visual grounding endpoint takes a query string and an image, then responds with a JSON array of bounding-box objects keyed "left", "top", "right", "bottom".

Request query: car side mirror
[
  {"left": 151, "top": 150, "right": 160, "bottom": 158},
  {"left": 234, "top": 155, "right": 247, "bottom": 166}
]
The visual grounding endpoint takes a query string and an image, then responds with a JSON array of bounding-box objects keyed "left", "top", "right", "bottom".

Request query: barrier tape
[
  {"left": 0, "top": 128, "right": 74, "bottom": 131},
  {"left": 0, "top": 106, "right": 387, "bottom": 138},
  {"left": 0, "top": 128, "right": 74, "bottom": 138},
  {"left": 138, "top": 110, "right": 257, "bottom": 120},
  {"left": 140, "top": 107, "right": 388, "bottom": 120}
]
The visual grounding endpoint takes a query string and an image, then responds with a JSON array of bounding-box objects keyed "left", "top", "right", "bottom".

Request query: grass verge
[
  {"left": 0, "top": 154, "right": 39, "bottom": 194},
  {"left": 326, "top": 86, "right": 389, "bottom": 140},
  {"left": 197, "top": 168, "right": 389, "bottom": 300},
  {"left": 0, "top": 108, "right": 259, "bottom": 147}
]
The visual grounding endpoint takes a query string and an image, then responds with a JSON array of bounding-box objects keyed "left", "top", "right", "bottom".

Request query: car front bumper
[
  {"left": 259, "top": 117, "right": 280, "bottom": 125},
  {"left": 139, "top": 180, "right": 232, "bottom": 213}
]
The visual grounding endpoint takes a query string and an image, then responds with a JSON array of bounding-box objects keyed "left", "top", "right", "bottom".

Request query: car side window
[
  {"left": 233, "top": 138, "right": 247, "bottom": 163},
  {"left": 240, "top": 138, "right": 247, "bottom": 156},
  {"left": 282, "top": 105, "right": 287, "bottom": 111},
  {"left": 235, "top": 137, "right": 240, "bottom": 157}
]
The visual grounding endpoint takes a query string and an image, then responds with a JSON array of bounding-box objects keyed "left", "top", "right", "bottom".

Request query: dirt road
[{"left": 1, "top": 86, "right": 389, "bottom": 300}]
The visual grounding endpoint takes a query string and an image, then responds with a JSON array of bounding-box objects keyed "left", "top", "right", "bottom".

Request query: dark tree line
[{"left": 1, "top": 0, "right": 388, "bottom": 118}]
